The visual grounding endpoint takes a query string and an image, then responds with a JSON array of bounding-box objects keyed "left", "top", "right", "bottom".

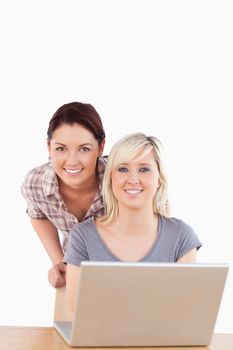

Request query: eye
[
  {"left": 117, "top": 166, "right": 129, "bottom": 173},
  {"left": 139, "top": 167, "right": 150, "bottom": 173},
  {"left": 56, "top": 146, "right": 66, "bottom": 152},
  {"left": 80, "top": 146, "right": 91, "bottom": 152}
]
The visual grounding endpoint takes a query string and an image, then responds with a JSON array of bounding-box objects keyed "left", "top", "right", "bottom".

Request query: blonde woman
[{"left": 64, "top": 132, "right": 202, "bottom": 318}]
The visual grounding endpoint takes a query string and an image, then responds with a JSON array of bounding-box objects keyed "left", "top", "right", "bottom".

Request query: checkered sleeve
[{"left": 21, "top": 173, "right": 47, "bottom": 219}]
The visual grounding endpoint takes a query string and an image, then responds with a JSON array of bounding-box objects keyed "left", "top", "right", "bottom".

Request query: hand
[{"left": 48, "top": 262, "right": 66, "bottom": 288}]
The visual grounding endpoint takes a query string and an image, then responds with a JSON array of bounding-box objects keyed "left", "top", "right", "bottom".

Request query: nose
[
  {"left": 127, "top": 171, "right": 140, "bottom": 185},
  {"left": 66, "top": 150, "right": 80, "bottom": 165}
]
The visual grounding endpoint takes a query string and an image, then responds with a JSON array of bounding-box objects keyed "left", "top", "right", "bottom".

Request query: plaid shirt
[{"left": 21, "top": 156, "right": 107, "bottom": 251}]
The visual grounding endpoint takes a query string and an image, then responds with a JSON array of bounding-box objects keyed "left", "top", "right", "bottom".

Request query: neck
[
  {"left": 58, "top": 174, "right": 99, "bottom": 197},
  {"left": 112, "top": 207, "right": 158, "bottom": 237}
]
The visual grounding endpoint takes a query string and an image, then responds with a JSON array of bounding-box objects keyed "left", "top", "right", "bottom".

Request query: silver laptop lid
[{"left": 69, "top": 262, "right": 229, "bottom": 347}]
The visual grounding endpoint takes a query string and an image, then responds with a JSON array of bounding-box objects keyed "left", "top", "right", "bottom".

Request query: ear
[{"left": 98, "top": 139, "right": 105, "bottom": 157}]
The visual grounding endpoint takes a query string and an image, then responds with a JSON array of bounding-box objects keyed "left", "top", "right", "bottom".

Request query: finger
[
  {"left": 48, "top": 264, "right": 66, "bottom": 288},
  {"left": 48, "top": 268, "right": 60, "bottom": 287},
  {"left": 60, "top": 263, "right": 67, "bottom": 273},
  {"left": 55, "top": 276, "right": 66, "bottom": 288},
  {"left": 53, "top": 268, "right": 65, "bottom": 284}
]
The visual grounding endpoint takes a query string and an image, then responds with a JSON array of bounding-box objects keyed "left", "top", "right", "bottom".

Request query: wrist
[{"left": 52, "top": 257, "right": 64, "bottom": 266}]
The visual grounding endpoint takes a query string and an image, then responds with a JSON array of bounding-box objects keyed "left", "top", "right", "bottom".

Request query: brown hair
[{"left": 47, "top": 102, "right": 105, "bottom": 144}]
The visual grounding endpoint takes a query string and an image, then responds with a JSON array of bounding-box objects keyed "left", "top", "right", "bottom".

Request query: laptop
[{"left": 54, "top": 261, "right": 229, "bottom": 347}]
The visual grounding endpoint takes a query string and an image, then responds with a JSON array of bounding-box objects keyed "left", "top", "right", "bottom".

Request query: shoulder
[
  {"left": 159, "top": 216, "right": 202, "bottom": 261},
  {"left": 100, "top": 155, "right": 108, "bottom": 164},
  {"left": 64, "top": 218, "right": 96, "bottom": 265},
  {"left": 160, "top": 215, "right": 200, "bottom": 244},
  {"left": 160, "top": 216, "right": 194, "bottom": 234},
  {"left": 160, "top": 215, "right": 201, "bottom": 248},
  {"left": 98, "top": 156, "right": 108, "bottom": 174},
  {"left": 21, "top": 162, "right": 55, "bottom": 198},
  {"left": 67, "top": 217, "right": 97, "bottom": 256},
  {"left": 71, "top": 217, "right": 96, "bottom": 238},
  {"left": 22, "top": 162, "right": 51, "bottom": 185},
  {"left": 97, "top": 156, "right": 108, "bottom": 187}
]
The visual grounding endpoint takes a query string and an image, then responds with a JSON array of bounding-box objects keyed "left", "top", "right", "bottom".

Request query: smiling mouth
[
  {"left": 124, "top": 189, "right": 143, "bottom": 195},
  {"left": 64, "top": 168, "right": 83, "bottom": 174}
]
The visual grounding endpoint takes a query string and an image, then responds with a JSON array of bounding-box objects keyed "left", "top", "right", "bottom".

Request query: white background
[{"left": 1, "top": 1, "right": 233, "bottom": 333}]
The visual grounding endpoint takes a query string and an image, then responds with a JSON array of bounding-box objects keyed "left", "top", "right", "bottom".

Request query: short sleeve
[
  {"left": 63, "top": 225, "right": 89, "bottom": 266},
  {"left": 21, "top": 182, "right": 47, "bottom": 219},
  {"left": 176, "top": 221, "right": 202, "bottom": 260}
]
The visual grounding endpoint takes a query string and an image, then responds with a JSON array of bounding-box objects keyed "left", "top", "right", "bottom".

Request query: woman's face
[
  {"left": 47, "top": 123, "right": 104, "bottom": 189},
  {"left": 111, "top": 149, "right": 160, "bottom": 212}
]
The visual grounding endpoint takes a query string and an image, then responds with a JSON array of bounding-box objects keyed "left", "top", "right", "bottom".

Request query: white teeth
[
  {"left": 125, "top": 189, "right": 142, "bottom": 194},
  {"left": 65, "top": 169, "right": 82, "bottom": 174}
]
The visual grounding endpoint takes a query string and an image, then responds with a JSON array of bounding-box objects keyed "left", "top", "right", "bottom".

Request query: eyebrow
[
  {"left": 54, "top": 142, "right": 94, "bottom": 147},
  {"left": 120, "top": 162, "right": 153, "bottom": 166}
]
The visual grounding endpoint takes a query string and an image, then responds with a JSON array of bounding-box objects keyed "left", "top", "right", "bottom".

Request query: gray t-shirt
[{"left": 64, "top": 216, "right": 202, "bottom": 266}]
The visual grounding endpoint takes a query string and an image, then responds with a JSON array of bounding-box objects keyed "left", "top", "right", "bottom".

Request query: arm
[
  {"left": 66, "top": 263, "right": 81, "bottom": 320},
  {"left": 30, "top": 218, "right": 66, "bottom": 287},
  {"left": 177, "top": 248, "right": 197, "bottom": 263},
  {"left": 64, "top": 221, "right": 90, "bottom": 315},
  {"left": 31, "top": 218, "right": 64, "bottom": 264}
]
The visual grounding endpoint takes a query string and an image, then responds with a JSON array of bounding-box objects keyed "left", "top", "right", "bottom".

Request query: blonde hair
[{"left": 99, "top": 132, "right": 169, "bottom": 224}]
